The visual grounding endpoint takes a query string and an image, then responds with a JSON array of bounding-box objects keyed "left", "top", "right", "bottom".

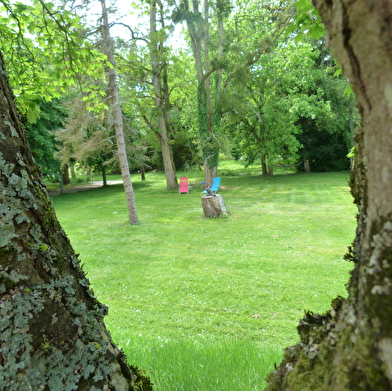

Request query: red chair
[{"left": 179, "top": 177, "right": 189, "bottom": 194}]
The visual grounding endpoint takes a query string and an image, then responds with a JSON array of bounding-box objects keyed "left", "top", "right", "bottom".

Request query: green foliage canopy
[
  {"left": 26, "top": 99, "right": 67, "bottom": 178},
  {"left": 0, "top": 0, "right": 108, "bottom": 121}
]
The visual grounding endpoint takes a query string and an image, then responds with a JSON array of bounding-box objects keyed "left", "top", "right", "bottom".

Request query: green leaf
[
  {"left": 347, "top": 146, "right": 355, "bottom": 158},
  {"left": 285, "top": 24, "right": 298, "bottom": 35},
  {"left": 308, "top": 24, "right": 325, "bottom": 39},
  {"left": 296, "top": 0, "right": 310, "bottom": 10},
  {"left": 344, "top": 84, "right": 354, "bottom": 96},
  {"left": 294, "top": 32, "right": 304, "bottom": 44},
  {"left": 334, "top": 68, "right": 343, "bottom": 77}
]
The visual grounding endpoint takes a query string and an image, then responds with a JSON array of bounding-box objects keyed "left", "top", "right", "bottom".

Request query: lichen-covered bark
[
  {"left": 0, "top": 52, "right": 152, "bottom": 390},
  {"left": 266, "top": 1, "right": 392, "bottom": 390}
]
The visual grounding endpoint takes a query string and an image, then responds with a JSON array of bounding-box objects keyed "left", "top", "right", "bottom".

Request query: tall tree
[
  {"left": 100, "top": 0, "right": 139, "bottom": 224},
  {"left": 295, "top": 73, "right": 358, "bottom": 173},
  {"left": 148, "top": 0, "right": 178, "bottom": 190},
  {"left": 55, "top": 93, "right": 115, "bottom": 186},
  {"left": 114, "top": 1, "right": 181, "bottom": 190},
  {"left": 267, "top": 1, "right": 392, "bottom": 389},
  {"left": 173, "top": 0, "right": 223, "bottom": 185},
  {"left": 206, "top": 0, "right": 296, "bottom": 175},
  {"left": 221, "top": 40, "right": 309, "bottom": 174},
  {"left": 0, "top": 50, "right": 152, "bottom": 390}
]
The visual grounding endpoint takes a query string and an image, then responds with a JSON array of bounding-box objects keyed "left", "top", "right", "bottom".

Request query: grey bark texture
[
  {"left": 266, "top": 1, "right": 392, "bottom": 390},
  {"left": 0, "top": 51, "right": 152, "bottom": 390}
]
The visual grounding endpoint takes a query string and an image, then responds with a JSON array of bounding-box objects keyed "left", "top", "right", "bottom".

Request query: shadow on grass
[{"left": 49, "top": 180, "right": 154, "bottom": 198}]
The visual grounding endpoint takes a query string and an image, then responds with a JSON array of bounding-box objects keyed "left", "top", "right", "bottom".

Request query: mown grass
[{"left": 51, "top": 161, "right": 357, "bottom": 390}]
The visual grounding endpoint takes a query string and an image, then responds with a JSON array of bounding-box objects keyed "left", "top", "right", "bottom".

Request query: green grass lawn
[{"left": 51, "top": 161, "right": 357, "bottom": 390}]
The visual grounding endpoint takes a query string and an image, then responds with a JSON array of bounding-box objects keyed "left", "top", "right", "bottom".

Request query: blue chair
[{"left": 201, "top": 177, "right": 221, "bottom": 194}]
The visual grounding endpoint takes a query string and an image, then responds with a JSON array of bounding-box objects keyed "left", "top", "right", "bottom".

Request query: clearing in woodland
[{"left": 51, "top": 161, "right": 356, "bottom": 391}]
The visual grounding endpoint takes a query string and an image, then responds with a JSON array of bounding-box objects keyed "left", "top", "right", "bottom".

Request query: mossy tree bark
[
  {"left": 266, "top": 1, "right": 392, "bottom": 390},
  {"left": 0, "top": 52, "right": 152, "bottom": 390}
]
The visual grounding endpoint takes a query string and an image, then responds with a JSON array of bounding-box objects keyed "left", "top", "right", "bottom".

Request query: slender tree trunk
[
  {"left": 186, "top": 0, "right": 204, "bottom": 81},
  {"left": 203, "top": 158, "right": 217, "bottom": 186},
  {"left": 261, "top": 156, "right": 268, "bottom": 176},
  {"left": 0, "top": 51, "right": 152, "bottom": 390},
  {"left": 304, "top": 158, "right": 310, "bottom": 173},
  {"left": 268, "top": 165, "right": 273, "bottom": 177},
  {"left": 266, "top": 1, "right": 392, "bottom": 389},
  {"left": 102, "top": 164, "right": 107, "bottom": 186},
  {"left": 216, "top": 14, "right": 224, "bottom": 100},
  {"left": 203, "top": 0, "right": 213, "bottom": 135},
  {"left": 59, "top": 177, "right": 65, "bottom": 195},
  {"left": 62, "top": 163, "right": 70, "bottom": 185},
  {"left": 70, "top": 163, "right": 76, "bottom": 179},
  {"left": 140, "top": 164, "right": 146, "bottom": 181},
  {"left": 149, "top": 0, "right": 178, "bottom": 191},
  {"left": 202, "top": 0, "right": 219, "bottom": 184},
  {"left": 100, "top": 0, "right": 139, "bottom": 224}
]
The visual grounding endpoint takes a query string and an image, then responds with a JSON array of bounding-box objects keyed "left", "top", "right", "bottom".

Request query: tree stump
[{"left": 201, "top": 194, "right": 229, "bottom": 218}]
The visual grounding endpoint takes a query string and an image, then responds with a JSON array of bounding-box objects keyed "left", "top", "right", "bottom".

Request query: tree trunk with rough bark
[
  {"left": 266, "top": 1, "right": 392, "bottom": 390},
  {"left": 0, "top": 51, "right": 152, "bottom": 390}
]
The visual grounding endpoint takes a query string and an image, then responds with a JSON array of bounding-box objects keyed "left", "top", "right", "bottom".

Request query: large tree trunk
[
  {"left": 0, "top": 51, "right": 152, "bottom": 390},
  {"left": 160, "top": 135, "right": 178, "bottom": 190},
  {"left": 266, "top": 1, "right": 392, "bottom": 389}
]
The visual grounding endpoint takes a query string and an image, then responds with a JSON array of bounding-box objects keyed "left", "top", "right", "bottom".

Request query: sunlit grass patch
[{"left": 121, "top": 337, "right": 282, "bottom": 391}]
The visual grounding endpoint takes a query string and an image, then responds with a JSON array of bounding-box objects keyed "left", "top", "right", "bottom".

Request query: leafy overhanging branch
[{"left": 0, "top": 0, "right": 109, "bottom": 121}]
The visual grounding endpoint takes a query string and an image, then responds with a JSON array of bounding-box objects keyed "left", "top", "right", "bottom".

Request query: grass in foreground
[
  {"left": 127, "top": 338, "right": 282, "bottom": 391},
  {"left": 51, "top": 162, "right": 357, "bottom": 390}
]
